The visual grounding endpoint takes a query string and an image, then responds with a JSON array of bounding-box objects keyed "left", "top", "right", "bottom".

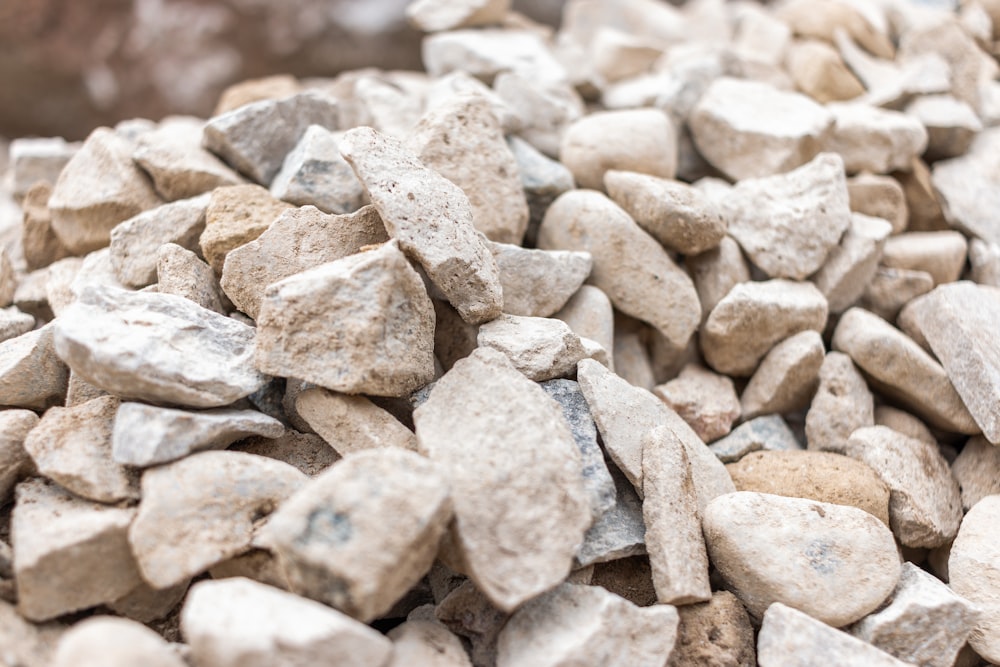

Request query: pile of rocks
[{"left": 2, "top": 0, "right": 1000, "bottom": 665}]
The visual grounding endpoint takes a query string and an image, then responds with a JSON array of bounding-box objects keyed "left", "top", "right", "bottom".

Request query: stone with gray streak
[{"left": 270, "top": 125, "right": 364, "bottom": 214}]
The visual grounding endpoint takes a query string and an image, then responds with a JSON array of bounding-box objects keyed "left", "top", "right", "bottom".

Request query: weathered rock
[
  {"left": 907, "top": 94, "right": 982, "bottom": 161},
  {"left": 435, "top": 579, "right": 509, "bottom": 667},
  {"left": 477, "top": 314, "right": 586, "bottom": 382},
  {"left": 576, "top": 466, "right": 646, "bottom": 567},
  {"left": 340, "top": 126, "right": 502, "bottom": 324},
  {"left": 832, "top": 307, "right": 977, "bottom": 434},
  {"left": 270, "top": 125, "right": 364, "bottom": 215},
  {"left": 949, "top": 495, "right": 1000, "bottom": 664},
  {"left": 779, "top": 0, "right": 894, "bottom": 58},
  {"left": 388, "top": 619, "right": 472, "bottom": 667},
  {"left": 47, "top": 127, "right": 162, "bottom": 254},
  {"left": 846, "top": 173, "right": 908, "bottom": 234},
  {"left": 701, "top": 280, "right": 828, "bottom": 377},
  {"left": 9, "top": 137, "right": 79, "bottom": 201},
  {"left": 812, "top": 213, "right": 893, "bottom": 313},
  {"left": 709, "top": 415, "right": 801, "bottom": 463},
  {"left": 199, "top": 184, "right": 294, "bottom": 274},
  {"left": 704, "top": 492, "right": 900, "bottom": 625},
  {"left": 837, "top": 426, "right": 962, "bottom": 549},
  {"left": 653, "top": 364, "right": 740, "bottom": 442},
  {"left": 230, "top": 429, "right": 338, "bottom": 477},
  {"left": 969, "top": 239, "right": 1000, "bottom": 287},
  {"left": 758, "top": 602, "right": 914, "bottom": 667},
  {"left": 496, "top": 583, "right": 679, "bottom": 667},
  {"left": 722, "top": 153, "right": 851, "bottom": 280},
  {"left": 669, "top": 590, "right": 756, "bottom": 667},
  {"left": 108, "top": 576, "right": 189, "bottom": 624},
  {"left": 129, "top": 451, "right": 307, "bottom": 588},
  {"left": 0, "top": 409, "right": 37, "bottom": 503},
  {"left": 786, "top": 39, "right": 865, "bottom": 104},
  {"left": 20, "top": 181, "right": 73, "bottom": 272},
  {"left": 690, "top": 78, "right": 833, "bottom": 181},
  {"left": 407, "top": 0, "right": 508, "bottom": 32},
  {"left": 52, "top": 616, "right": 186, "bottom": 667},
  {"left": 413, "top": 348, "right": 590, "bottom": 612},
  {"left": 805, "top": 351, "right": 874, "bottom": 452},
  {"left": 13, "top": 478, "right": 141, "bottom": 621},
  {"left": 255, "top": 241, "right": 435, "bottom": 396},
  {"left": 181, "top": 577, "right": 393, "bottom": 667},
  {"left": 951, "top": 436, "right": 1000, "bottom": 511},
  {"left": 860, "top": 267, "right": 935, "bottom": 321},
  {"left": 881, "top": 231, "right": 967, "bottom": 286},
  {"left": 851, "top": 562, "right": 979, "bottom": 667},
  {"left": 0, "top": 323, "right": 69, "bottom": 410},
  {"left": 490, "top": 242, "right": 591, "bottom": 318},
  {"left": 538, "top": 190, "right": 699, "bottom": 349},
  {"left": 54, "top": 285, "right": 266, "bottom": 408},
  {"left": 109, "top": 193, "right": 210, "bottom": 288},
  {"left": 741, "top": 331, "right": 824, "bottom": 419},
  {"left": 686, "top": 235, "right": 751, "bottom": 323},
  {"left": 423, "top": 29, "right": 567, "bottom": 85},
  {"left": 496, "top": 73, "right": 584, "bottom": 160},
  {"left": 156, "top": 243, "right": 226, "bottom": 313},
  {"left": 932, "top": 128, "right": 1000, "bottom": 247},
  {"left": 553, "top": 286, "right": 614, "bottom": 366},
  {"left": 825, "top": 103, "right": 928, "bottom": 174},
  {"left": 295, "top": 386, "right": 416, "bottom": 457}
]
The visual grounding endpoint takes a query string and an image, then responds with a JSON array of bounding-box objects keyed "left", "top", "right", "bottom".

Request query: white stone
[
  {"left": 949, "top": 495, "right": 1000, "bottom": 664},
  {"left": 490, "top": 242, "right": 591, "bottom": 318},
  {"left": 478, "top": 314, "right": 586, "bottom": 381},
  {"left": 423, "top": 29, "right": 567, "bottom": 85},
  {"left": 407, "top": 0, "right": 509, "bottom": 32},
  {"left": 52, "top": 617, "right": 186, "bottom": 667},
  {"left": 906, "top": 94, "right": 982, "bottom": 160},
  {"left": 824, "top": 103, "right": 928, "bottom": 174}
]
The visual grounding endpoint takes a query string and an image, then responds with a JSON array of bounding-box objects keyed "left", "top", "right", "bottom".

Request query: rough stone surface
[
  {"left": 951, "top": 436, "right": 1000, "bottom": 511},
  {"left": 805, "top": 351, "right": 874, "bottom": 453},
  {"left": 435, "top": 579, "right": 509, "bottom": 667},
  {"left": 156, "top": 243, "right": 226, "bottom": 313},
  {"left": 539, "top": 190, "right": 700, "bottom": 349},
  {"left": 825, "top": 103, "right": 928, "bottom": 174},
  {"left": 932, "top": 128, "right": 1000, "bottom": 247},
  {"left": 388, "top": 619, "right": 472, "bottom": 667},
  {"left": 861, "top": 267, "right": 935, "bottom": 322},
  {"left": 741, "top": 331, "right": 824, "bottom": 419},
  {"left": 112, "top": 402, "right": 284, "bottom": 467},
  {"left": 846, "top": 173, "right": 908, "bottom": 234},
  {"left": 690, "top": 77, "right": 833, "bottom": 181},
  {"left": 9, "top": 137, "right": 80, "bottom": 201},
  {"left": 812, "top": 213, "right": 893, "bottom": 314},
  {"left": 575, "top": 465, "right": 646, "bottom": 567},
  {"left": 490, "top": 242, "right": 591, "bottom": 318},
  {"left": 653, "top": 364, "right": 741, "bottom": 442},
  {"left": 0, "top": 409, "right": 37, "bottom": 503},
  {"left": 54, "top": 285, "right": 266, "bottom": 408},
  {"left": 477, "top": 314, "right": 586, "bottom": 381},
  {"left": 413, "top": 348, "right": 591, "bottom": 612},
  {"left": 52, "top": 616, "right": 186, "bottom": 667},
  {"left": 882, "top": 231, "right": 967, "bottom": 287},
  {"left": 496, "top": 583, "right": 679, "bottom": 667},
  {"left": 0, "top": 323, "right": 69, "bottom": 410},
  {"left": 669, "top": 590, "right": 756, "bottom": 667},
  {"left": 722, "top": 153, "right": 851, "bottom": 281},
  {"left": 261, "top": 449, "right": 452, "bottom": 622},
  {"left": 199, "top": 184, "right": 295, "bottom": 274},
  {"left": 295, "top": 386, "right": 417, "bottom": 457},
  {"left": 701, "top": 279, "right": 828, "bottom": 377},
  {"left": 129, "top": 451, "right": 307, "bottom": 588},
  {"left": 0, "top": 251, "right": 15, "bottom": 307},
  {"left": 181, "top": 577, "right": 393, "bottom": 667},
  {"left": 949, "top": 495, "right": 1000, "bottom": 664},
  {"left": 270, "top": 125, "right": 364, "bottom": 215},
  {"left": 13, "top": 478, "right": 141, "bottom": 621},
  {"left": 686, "top": 235, "right": 751, "bottom": 323},
  {"left": 703, "top": 492, "right": 900, "bottom": 626},
  {"left": 709, "top": 416, "right": 801, "bottom": 463}
]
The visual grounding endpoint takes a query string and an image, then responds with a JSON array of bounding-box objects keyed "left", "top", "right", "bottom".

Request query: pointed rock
[
  {"left": 812, "top": 213, "right": 892, "bottom": 313},
  {"left": 490, "top": 241, "right": 591, "bottom": 318},
  {"left": 295, "top": 386, "right": 417, "bottom": 456},
  {"left": 932, "top": 128, "right": 1000, "bottom": 246},
  {"left": 0, "top": 409, "right": 37, "bottom": 502},
  {"left": 156, "top": 243, "right": 226, "bottom": 314},
  {"left": 741, "top": 330, "right": 825, "bottom": 419},
  {"left": 0, "top": 323, "right": 69, "bottom": 410},
  {"left": 270, "top": 125, "right": 365, "bottom": 214}
]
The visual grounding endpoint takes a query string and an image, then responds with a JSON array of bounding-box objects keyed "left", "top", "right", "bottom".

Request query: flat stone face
[
  {"left": 703, "top": 492, "right": 900, "bottom": 626},
  {"left": 805, "top": 352, "right": 873, "bottom": 453},
  {"left": 52, "top": 616, "right": 186, "bottom": 667},
  {"left": 489, "top": 242, "right": 591, "bottom": 318},
  {"left": 129, "top": 451, "right": 307, "bottom": 588},
  {"left": 199, "top": 184, "right": 295, "bottom": 274},
  {"left": 951, "top": 435, "right": 1000, "bottom": 511},
  {"left": 295, "top": 387, "right": 417, "bottom": 457},
  {"left": 156, "top": 243, "right": 226, "bottom": 314},
  {"left": 0, "top": 409, "right": 38, "bottom": 503},
  {"left": 413, "top": 348, "right": 591, "bottom": 612},
  {"left": 882, "top": 231, "right": 967, "bottom": 286},
  {"left": 220, "top": 205, "right": 388, "bottom": 319},
  {"left": 690, "top": 77, "right": 834, "bottom": 181},
  {"left": 477, "top": 314, "right": 586, "bottom": 381},
  {"left": 812, "top": 213, "right": 893, "bottom": 314},
  {"left": 949, "top": 495, "right": 1000, "bottom": 664},
  {"left": 180, "top": 577, "right": 393, "bottom": 667},
  {"left": 53, "top": 285, "right": 267, "bottom": 408},
  {"left": 24, "top": 396, "right": 139, "bottom": 503},
  {"left": 339, "top": 126, "right": 502, "bottom": 324},
  {"left": 701, "top": 279, "right": 828, "bottom": 377},
  {"left": 741, "top": 330, "right": 825, "bottom": 419},
  {"left": 709, "top": 415, "right": 801, "bottom": 463},
  {"left": 112, "top": 403, "right": 284, "bottom": 467},
  {"left": 495, "top": 583, "right": 680, "bottom": 667},
  {"left": 825, "top": 103, "right": 928, "bottom": 174},
  {"left": 13, "top": 479, "right": 142, "bottom": 621},
  {"left": 722, "top": 153, "right": 852, "bottom": 281},
  {"left": 831, "top": 307, "right": 978, "bottom": 434},
  {"left": 653, "top": 363, "right": 741, "bottom": 442},
  {"left": 270, "top": 125, "right": 365, "bottom": 215},
  {"left": 260, "top": 449, "right": 452, "bottom": 622},
  {"left": 538, "top": 190, "right": 700, "bottom": 350},
  {"left": 0, "top": 324, "right": 69, "bottom": 410},
  {"left": 409, "top": 94, "right": 529, "bottom": 244},
  {"left": 669, "top": 590, "right": 756, "bottom": 667},
  {"left": 933, "top": 128, "right": 1000, "bottom": 246},
  {"left": 48, "top": 128, "right": 163, "bottom": 254},
  {"left": 255, "top": 241, "right": 436, "bottom": 397},
  {"left": 838, "top": 426, "right": 962, "bottom": 549}
]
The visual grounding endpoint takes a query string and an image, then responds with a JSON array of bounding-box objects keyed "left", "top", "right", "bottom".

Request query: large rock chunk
[
  {"left": 812, "top": 213, "right": 893, "bottom": 314},
  {"left": 47, "top": 127, "right": 162, "bottom": 254},
  {"left": 538, "top": 190, "right": 699, "bottom": 350},
  {"left": 496, "top": 583, "right": 679, "bottom": 667},
  {"left": 199, "top": 184, "right": 295, "bottom": 274},
  {"left": 339, "top": 126, "right": 502, "bottom": 324},
  {"left": 653, "top": 364, "right": 741, "bottom": 443},
  {"left": 722, "top": 153, "right": 851, "bottom": 280},
  {"left": 270, "top": 125, "right": 365, "bottom": 214},
  {"left": 690, "top": 78, "right": 834, "bottom": 181},
  {"left": 490, "top": 242, "right": 591, "bottom": 318},
  {"left": 54, "top": 286, "right": 267, "bottom": 408},
  {"left": 740, "top": 330, "right": 825, "bottom": 419},
  {"left": 156, "top": 243, "right": 226, "bottom": 313},
  {"left": 181, "top": 577, "right": 393, "bottom": 667},
  {"left": 949, "top": 495, "right": 1000, "bottom": 664},
  {"left": 932, "top": 127, "right": 1000, "bottom": 246},
  {"left": 477, "top": 314, "right": 586, "bottom": 381},
  {"left": 129, "top": 451, "right": 307, "bottom": 588},
  {"left": 260, "top": 449, "right": 452, "bottom": 622},
  {"left": 703, "top": 492, "right": 900, "bottom": 626},
  {"left": 0, "top": 323, "right": 69, "bottom": 410},
  {"left": 413, "top": 348, "right": 591, "bottom": 612},
  {"left": 255, "top": 240, "right": 435, "bottom": 396}
]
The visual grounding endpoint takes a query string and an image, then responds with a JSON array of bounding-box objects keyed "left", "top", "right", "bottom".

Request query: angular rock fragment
[
  {"left": 786, "top": 39, "right": 865, "bottom": 104},
  {"left": 14, "top": 479, "right": 142, "bottom": 621},
  {"left": 413, "top": 349, "right": 591, "bottom": 611},
  {"left": 907, "top": 94, "right": 982, "bottom": 161},
  {"left": 951, "top": 436, "right": 1000, "bottom": 511},
  {"left": 496, "top": 583, "right": 679, "bottom": 667},
  {"left": 20, "top": 182, "right": 72, "bottom": 271},
  {"left": 812, "top": 213, "right": 892, "bottom": 313},
  {"left": 202, "top": 90, "right": 339, "bottom": 185},
  {"left": 539, "top": 190, "right": 699, "bottom": 349},
  {"left": 846, "top": 173, "right": 908, "bottom": 234},
  {"left": 156, "top": 243, "right": 226, "bottom": 313},
  {"left": 932, "top": 128, "right": 1000, "bottom": 247},
  {"left": 9, "top": 136, "right": 79, "bottom": 201},
  {"left": 703, "top": 492, "right": 900, "bottom": 625},
  {"left": 477, "top": 314, "right": 586, "bottom": 381},
  {"left": 52, "top": 616, "right": 186, "bottom": 667},
  {"left": 860, "top": 267, "right": 935, "bottom": 321},
  {"left": 881, "top": 231, "right": 967, "bottom": 286},
  {"left": 0, "top": 323, "right": 69, "bottom": 410},
  {"left": 270, "top": 125, "right": 365, "bottom": 214},
  {"left": 181, "top": 577, "right": 393, "bottom": 667},
  {"left": 423, "top": 29, "right": 567, "bottom": 85},
  {"left": 54, "top": 286, "right": 266, "bottom": 407},
  {"left": 199, "top": 184, "right": 294, "bottom": 274},
  {"left": 653, "top": 364, "right": 740, "bottom": 442},
  {"left": 255, "top": 241, "right": 435, "bottom": 396},
  {"left": 949, "top": 495, "right": 1000, "bottom": 664},
  {"left": 0, "top": 409, "right": 37, "bottom": 503},
  {"left": 805, "top": 351, "right": 874, "bottom": 452},
  {"left": 388, "top": 619, "right": 472, "bottom": 667},
  {"left": 129, "top": 451, "right": 307, "bottom": 588},
  {"left": 576, "top": 466, "right": 646, "bottom": 567},
  {"left": 709, "top": 415, "right": 800, "bottom": 463},
  {"left": 741, "top": 331, "right": 824, "bottom": 419},
  {"left": 825, "top": 103, "right": 929, "bottom": 174},
  {"left": 490, "top": 242, "right": 591, "bottom": 318},
  {"left": 295, "top": 386, "right": 416, "bottom": 457},
  {"left": 260, "top": 449, "right": 451, "bottom": 622},
  {"left": 669, "top": 590, "right": 756, "bottom": 667},
  {"left": 340, "top": 126, "right": 502, "bottom": 324},
  {"left": 686, "top": 235, "right": 751, "bottom": 322},
  {"left": 436, "top": 579, "right": 509, "bottom": 666}
]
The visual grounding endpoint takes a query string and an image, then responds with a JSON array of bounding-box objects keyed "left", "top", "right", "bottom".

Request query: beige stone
[
  {"left": 340, "top": 126, "right": 502, "bottom": 324},
  {"left": 65, "top": 369, "right": 109, "bottom": 407},
  {"left": 907, "top": 94, "right": 983, "bottom": 161},
  {"left": 933, "top": 128, "right": 1000, "bottom": 246},
  {"left": 478, "top": 314, "right": 586, "bottom": 382},
  {"left": 52, "top": 617, "right": 186, "bottom": 667},
  {"left": 156, "top": 243, "right": 226, "bottom": 314},
  {"left": 951, "top": 436, "right": 1000, "bottom": 511},
  {"left": 230, "top": 430, "right": 339, "bottom": 478},
  {"left": 295, "top": 387, "right": 416, "bottom": 456},
  {"left": 48, "top": 127, "right": 162, "bottom": 254},
  {"left": 812, "top": 213, "right": 893, "bottom": 313},
  {"left": 199, "top": 184, "right": 294, "bottom": 274},
  {"left": 898, "top": 19, "right": 993, "bottom": 116},
  {"left": 9, "top": 137, "right": 80, "bottom": 201},
  {"left": 407, "top": 0, "right": 510, "bottom": 32},
  {"left": 709, "top": 415, "right": 801, "bottom": 463},
  {"left": 881, "top": 231, "right": 967, "bottom": 286},
  {"left": 413, "top": 348, "right": 590, "bottom": 612},
  {"left": 491, "top": 242, "right": 591, "bottom": 319},
  {"left": 589, "top": 27, "right": 662, "bottom": 83},
  {"left": 129, "top": 451, "right": 307, "bottom": 588},
  {"left": 13, "top": 478, "right": 142, "bottom": 621},
  {"left": 108, "top": 577, "right": 188, "bottom": 624},
  {"left": 669, "top": 590, "right": 756, "bottom": 667},
  {"left": 969, "top": 238, "right": 1000, "bottom": 287},
  {"left": 690, "top": 77, "right": 833, "bottom": 181},
  {"left": 214, "top": 75, "right": 301, "bottom": 115},
  {"left": 873, "top": 405, "right": 936, "bottom": 448},
  {"left": 825, "top": 103, "right": 929, "bottom": 174},
  {"left": 611, "top": 317, "right": 654, "bottom": 390},
  {"left": 538, "top": 190, "right": 699, "bottom": 349},
  {"left": 435, "top": 579, "right": 509, "bottom": 666},
  {"left": 686, "top": 236, "right": 751, "bottom": 323},
  {"left": 0, "top": 409, "right": 37, "bottom": 503},
  {"left": 20, "top": 181, "right": 72, "bottom": 272},
  {"left": 786, "top": 39, "right": 865, "bottom": 103},
  {"left": 653, "top": 364, "right": 740, "bottom": 442},
  {"left": 860, "top": 267, "right": 935, "bottom": 321},
  {"left": 425, "top": 26, "right": 567, "bottom": 83},
  {"left": 559, "top": 109, "right": 677, "bottom": 190},
  {"left": 805, "top": 351, "right": 874, "bottom": 453},
  {"left": 496, "top": 583, "right": 679, "bottom": 667},
  {"left": 847, "top": 173, "right": 908, "bottom": 234},
  {"left": 255, "top": 241, "right": 436, "bottom": 397},
  {"left": 388, "top": 620, "right": 470, "bottom": 667},
  {"left": 427, "top": 72, "right": 522, "bottom": 133},
  {"left": 0, "top": 323, "right": 69, "bottom": 410},
  {"left": 703, "top": 492, "right": 900, "bottom": 626},
  {"left": 949, "top": 495, "right": 1000, "bottom": 662},
  {"left": 895, "top": 157, "right": 947, "bottom": 233},
  {"left": 495, "top": 73, "right": 584, "bottom": 159},
  {"left": 553, "top": 286, "right": 614, "bottom": 365},
  {"left": 779, "top": 0, "right": 894, "bottom": 59},
  {"left": 270, "top": 125, "right": 365, "bottom": 215},
  {"left": 741, "top": 331, "right": 824, "bottom": 419}
]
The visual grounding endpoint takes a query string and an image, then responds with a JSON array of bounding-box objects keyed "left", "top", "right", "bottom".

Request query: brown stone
[{"left": 199, "top": 184, "right": 293, "bottom": 274}]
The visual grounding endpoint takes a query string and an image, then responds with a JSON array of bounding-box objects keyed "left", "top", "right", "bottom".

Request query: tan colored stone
[
  {"left": 52, "top": 617, "right": 186, "bottom": 667},
  {"left": 741, "top": 331, "right": 824, "bottom": 419},
  {"left": 0, "top": 250, "right": 14, "bottom": 308},
  {"left": 786, "top": 39, "right": 865, "bottom": 104},
  {"left": 0, "top": 323, "right": 69, "bottom": 410},
  {"left": 873, "top": 405, "right": 936, "bottom": 447},
  {"left": 932, "top": 128, "right": 1000, "bottom": 244},
  {"left": 812, "top": 213, "right": 893, "bottom": 314},
  {"left": 199, "top": 184, "right": 294, "bottom": 275},
  {"left": 156, "top": 243, "right": 226, "bottom": 314},
  {"left": 427, "top": 72, "right": 521, "bottom": 133},
  {"left": 779, "top": 0, "right": 894, "bottom": 59},
  {"left": 407, "top": 0, "right": 509, "bottom": 32},
  {"left": 435, "top": 579, "right": 509, "bottom": 666},
  {"left": 230, "top": 430, "right": 339, "bottom": 478},
  {"left": 65, "top": 370, "right": 108, "bottom": 407},
  {"left": 590, "top": 27, "right": 662, "bottom": 82},
  {"left": 20, "top": 181, "right": 72, "bottom": 272},
  {"left": 388, "top": 619, "right": 471, "bottom": 667},
  {"left": 825, "top": 103, "right": 928, "bottom": 174},
  {"left": 433, "top": 298, "right": 480, "bottom": 372},
  {"left": 881, "top": 231, "right": 967, "bottom": 286},
  {"left": 214, "top": 75, "right": 302, "bottom": 115},
  {"left": 805, "top": 351, "right": 874, "bottom": 453},
  {"left": 553, "top": 286, "right": 613, "bottom": 367},
  {"left": 948, "top": 495, "right": 1000, "bottom": 663},
  {"left": 478, "top": 314, "right": 586, "bottom": 382},
  {"left": 270, "top": 125, "right": 365, "bottom": 215},
  {"left": 952, "top": 435, "right": 1000, "bottom": 511},
  {"left": 847, "top": 173, "right": 908, "bottom": 234},
  {"left": 490, "top": 242, "right": 591, "bottom": 318},
  {"left": 686, "top": 236, "right": 751, "bottom": 323},
  {"left": 669, "top": 590, "right": 756, "bottom": 667},
  {"left": 340, "top": 126, "right": 502, "bottom": 324},
  {"left": 611, "top": 315, "right": 654, "bottom": 390},
  {"left": 0, "top": 409, "right": 37, "bottom": 503},
  {"left": 899, "top": 18, "right": 992, "bottom": 116},
  {"left": 295, "top": 386, "right": 416, "bottom": 456},
  {"left": 0, "top": 598, "right": 65, "bottom": 667},
  {"left": 653, "top": 364, "right": 740, "bottom": 442},
  {"left": 860, "top": 266, "right": 935, "bottom": 321}
]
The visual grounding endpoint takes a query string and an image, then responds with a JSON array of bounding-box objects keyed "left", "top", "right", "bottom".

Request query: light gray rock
[
  {"left": 951, "top": 435, "right": 1000, "bottom": 511},
  {"left": 426, "top": 71, "right": 521, "bottom": 133},
  {"left": 932, "top": 127, "right": 1000, "bottom": 247},
  {"left": 51, "top": 616, "right": 186, "bottom": 667},
  {"left": 0, "top": 323, "right": 69, "bottom": 410},
  {"left": 709, "top": 415, "right": 801, "bottom": 463},
  {"left": 339, "top": 126, "right": 502, "bottom": 324},
  {"left": 741, "top": 331, "right": 825, "bottom": 420},
  {"left": 506, "top": 134, "right": 575, "bottom": 244},
  {"left": 812, "top": 213, "right": 893, "bottom": 313},
  {"left": 805, "top": 352, "right": 874, "bottom": 453},
  {"left": 477, "top": 314, "right": 586, "bottom": 381},
  {"left": 906, "top": 94, "right": 982, "bottom": 160},
  {"left": 54, "top": 285, "right": 267, "bottom": 408},
  {"left": 0, "top": 307, "right": 34, "bottom": 344},
  {"left": 423, "top": 29, "right": 567, "bottom": 85},
  {"left": 490, "top": 242, "right": 591, "bottom": 318},
  {"left": 0, "top": 409, "right": 38, "bottom": 503},
  {"left": 497, "top": 73, "right": 584, "bottom": 160},
  {"left": 825, "top": 103, "right": 928, "bottom": 174},
  {"left": 654, "top": 363, "right": 741, "bottom": 443},
  {"left": 388, "top": 618, "right": 472, "bottom": 667},
  {"left": 156, "top": 243, "right": 226, "bottom": 314},
  {"left": 949, "top": 495, "right": 1000, "bottom": 664},
  {"left": 575, "top": 466, "right": 646, "bottom": 567},
  {"left": 9, "top": 136, "right": 79, "bottom": 201},
  {"left": 270, "top": 125, "right": 365, "bottom": 214},
  {"left": 882, "top": 231, "right": 967, "bottom": 286}
]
